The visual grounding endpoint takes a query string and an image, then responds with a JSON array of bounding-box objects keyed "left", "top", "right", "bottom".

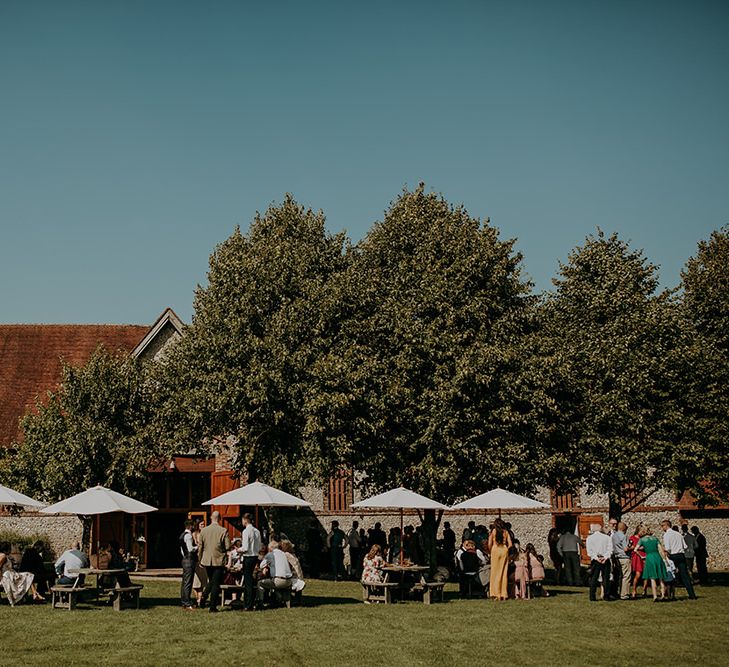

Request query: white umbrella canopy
[
  {"left": 450, "top": 487, "right": 549, "bottom": 513},
  {"left": 351, "top": 487, "right": 449, "bottom": 511},
  {"left": 40, "top": 485, "right": 158, "bottom": 515},
  {"left": 0, "top": 483, "right": 45, "bottom": 509},
  {"left": 351, "top": 487, "right": 449, "bottom": 566},
  {"left": 203, "top": 481, "right": 311, "bottom": 508}
]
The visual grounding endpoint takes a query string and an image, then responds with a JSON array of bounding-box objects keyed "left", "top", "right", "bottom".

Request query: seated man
[
  {"left": 257, "top": 540, "right": 293, "bottom": 603},
  {"left": 54, "top": 541, "right": 89, "bottom": 586},
  {"left": 456, "top": 540, "right": 486, "bottom": 596},
  {"left": 279, "top": 539, "right": 306, "bottom": 593}
]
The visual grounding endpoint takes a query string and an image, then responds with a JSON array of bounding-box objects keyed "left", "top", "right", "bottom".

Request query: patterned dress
[{"left": 361, "top": 554, "right": 385, "bottom": 584}]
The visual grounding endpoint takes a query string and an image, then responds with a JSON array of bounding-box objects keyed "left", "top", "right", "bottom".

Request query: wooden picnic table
[
  {"left": 78, "top": 568, "right": 128, "bottom": 602},
  {"left": 379, "top": 564, "right": 429, "bottom": 601},
  {"left": 361, "top": 565, "right": 446, "bottom": 605}
]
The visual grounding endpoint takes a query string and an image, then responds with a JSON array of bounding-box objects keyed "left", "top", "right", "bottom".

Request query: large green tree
[
  {"left": 678, "top": 226, "right": 729, "bottom": 503},
  {"left": 0, "top": 347, "right": 160, "bottom": 501},
  {"left": 541, "top": 230, "right": 717, "bottom": 517},
  {"left": 154, "top": 195, "right": 348, "bottom": 490},
  {"left": 307, "top": 185, "right": 568, "bottom": 502}
]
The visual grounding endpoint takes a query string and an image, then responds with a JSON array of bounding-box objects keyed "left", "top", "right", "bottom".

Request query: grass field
[{"left": 2, "top": 578, "right": 728, "bottom": 666}]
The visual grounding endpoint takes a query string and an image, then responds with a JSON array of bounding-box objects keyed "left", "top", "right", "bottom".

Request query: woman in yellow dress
[{"left": 488, "top": 518, "right": 512, "bottom": 600}]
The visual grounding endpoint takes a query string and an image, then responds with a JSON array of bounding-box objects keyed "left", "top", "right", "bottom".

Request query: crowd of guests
[
  {"left": 0, "top": 514, "right": 714, "bottom": 609},
  {"left": 356, "top": 518, "right": 548, "bottom": 601},
  {"left": 0, "top": 538, "right": 134, "bottom": 606},
  {"left": 179, "top": 510, "right": 305, "bottom": 612},
  {"left": 550, "top": 519, "right": 708, "bottom": 602}
]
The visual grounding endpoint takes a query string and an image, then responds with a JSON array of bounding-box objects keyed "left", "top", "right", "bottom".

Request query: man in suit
[
  {"left": 197, "top": 511, "right": 231, "bottom": 612},
  {"left": 692, "top": 526, "right": 709, "bottom": 585}
]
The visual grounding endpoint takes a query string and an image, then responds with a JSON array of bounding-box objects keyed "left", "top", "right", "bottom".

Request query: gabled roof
[
  {"left": 131, "top": 307, "right": 184, "bottom": 360},
  {"left": 0, "top": 323, "right": 149, "bottom": 448}
]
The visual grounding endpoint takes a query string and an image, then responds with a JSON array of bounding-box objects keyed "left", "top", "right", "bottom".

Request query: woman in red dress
[{"left": 627, "top": 524, "right": 646, "bottom": 598}]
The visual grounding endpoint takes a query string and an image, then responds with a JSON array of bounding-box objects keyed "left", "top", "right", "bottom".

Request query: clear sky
[{"left": 1, "top": 0, "right": 727, "bottom": 324}]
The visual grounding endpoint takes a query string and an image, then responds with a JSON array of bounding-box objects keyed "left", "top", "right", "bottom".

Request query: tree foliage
[
  {"left": 0, "top": 347, "right": 160, "bottom": 501},
  {"left": 307, "top": 185, "right": 568, "bottom": 502},
  {"left": 154, "top": 195, "right": 348, "bottom": 490},
  {"left": 540, "top": 230, "right": 726, "bottom": 515},
  {"left": 678, "top": 226, "right": 729, "bottom": 502},
  {"left": 682, "top": 226, "right": 729, "bottom": 354}
]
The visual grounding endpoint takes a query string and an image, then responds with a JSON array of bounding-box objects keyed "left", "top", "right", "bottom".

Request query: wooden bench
[
  {"left": 220, "top": 584, "right": 244, "bottom": 607},
  {"left": 361, "top": 581, "right": 400, "bottom": 604},
  {"left": 108, "top": 584, "right": 143, "bottom": 611},
  {"left": 411, "top": 581, "right": 446, "bottom": 604},
  {"left": 50, "top": 581, "right": 85, "bottom": 611}
]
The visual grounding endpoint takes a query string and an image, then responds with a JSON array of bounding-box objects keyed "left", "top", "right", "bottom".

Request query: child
[{"left": 663, "top": 556, "right": 677, "bottom": 600}]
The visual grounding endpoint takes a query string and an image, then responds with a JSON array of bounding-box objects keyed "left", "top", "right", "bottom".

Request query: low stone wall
[{"left": 0, "top": 512, "right": 83, "bottom": 560}]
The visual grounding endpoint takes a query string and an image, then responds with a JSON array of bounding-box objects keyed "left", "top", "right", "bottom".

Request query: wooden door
[
  {"left": 211, "top": 470, "right": 240, "bottom": 538},
  {"left": 578, "top": 514, "right": 604, "bottom": 564}
]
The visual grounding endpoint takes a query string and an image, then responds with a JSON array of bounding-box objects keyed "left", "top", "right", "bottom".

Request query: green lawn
[{"left": 2, "top": 578, "right": 728, "bottom": 666}]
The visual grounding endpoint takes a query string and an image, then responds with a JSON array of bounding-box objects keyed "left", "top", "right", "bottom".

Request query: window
[
  {"left": 620, "top": 483, "right": 643, "bottom": 512},
  {"left": 551, "top": 489, "right": 579, "bottom": 512},
  {"left": 324, "top": 469, "right": 353, "bottom": 512}
]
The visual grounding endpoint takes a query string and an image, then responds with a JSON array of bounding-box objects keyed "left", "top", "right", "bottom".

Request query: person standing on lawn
[
  {"left": 681, "top": 524, "right": 698, "bottom": 576},
  {"left": 197, "top": 511, "right": 231, "bottom": 613},
  {"left": 661, "top": 520, "right": 697, "bottom": 600},
  {"left": 488, "top": 518, "right": 512, "bottom": 601},
  {"left": 179, "top": 519, "right": 197, "bottom": 610},
  {"left": 586, "top": 524, "right": 612, "bottom": 601},
  {"left": 637, "top": 526, "right": 667, "bottom": 601},
  {"left": 327, "top": 521, "right": 346, "bottom": 581},
  {"left": 612, "top": 521, "right": 632, "bottom": 600},
  {"left": 347, "top": 521, "right": 363, "bottom": 580},
  {"left": 556, "top": 528, "right": 582, "bottom": 586},
  {"left": 442, "top": 522, "right": 457, "bottom": 556},
  {"left": 692, "top": 526, "right": 709, "bottom": 585},
  {"left": 240, "top": 513, "right": 262, "bottom": 611}
]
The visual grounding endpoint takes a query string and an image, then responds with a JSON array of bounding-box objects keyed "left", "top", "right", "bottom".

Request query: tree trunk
[{"left": 608, "top": 487, "right": 623, "bottom": 521}]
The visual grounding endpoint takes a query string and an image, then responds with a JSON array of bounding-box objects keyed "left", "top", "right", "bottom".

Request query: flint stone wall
[{"left": 0, "top": 512, "right": 83, "bottom": 560}]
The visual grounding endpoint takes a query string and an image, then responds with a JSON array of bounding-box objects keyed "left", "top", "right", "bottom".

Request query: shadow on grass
[
  {"left": 140, "top": 596, "right": 187, "bottom": 608},
  {"left": 302, "top": 595, "right": 361, "bottom": 607}
]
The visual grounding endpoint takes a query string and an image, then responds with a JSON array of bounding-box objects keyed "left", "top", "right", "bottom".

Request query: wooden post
[{"left": 399, "top": 509, "right": 404, "bottom": 565}]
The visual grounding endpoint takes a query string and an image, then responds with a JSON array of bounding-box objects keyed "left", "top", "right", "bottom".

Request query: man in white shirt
[
  {"left": 179, "top": 519, "right": 197, "bottom": 610},
  {"left": 257, "top": 540, "right": 293, "bottom": 604},
  {"left": 661, "top": 520, "right": 697, "bottom": 600},
  {"left": 240, "top": 512, "right": 262, "bottom": 611},
  {"left": 586, "top": 524, "right": 612, "bottom": 601},
  {"left": 54, "top": 541, "right": 89, "bottom": 586}
]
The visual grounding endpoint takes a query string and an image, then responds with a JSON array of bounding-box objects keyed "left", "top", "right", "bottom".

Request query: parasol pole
[{"left": 400, "top": 508, "right": 404, "bottom": 565}]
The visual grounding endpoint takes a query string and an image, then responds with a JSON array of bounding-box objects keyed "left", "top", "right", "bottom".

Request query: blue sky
[{"left": 1, "top": 0, "right": 727, "bottom": 324}]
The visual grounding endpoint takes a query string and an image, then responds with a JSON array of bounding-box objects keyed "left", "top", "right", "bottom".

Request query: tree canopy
[
  {"left": 154, "top": 195, "right": 348, "bottom": 491},
  {"left": 540, "top": 230, "right": 728, "bottom": 516},
  {"left": 308, "top": 186, "right": 570, "bottom": 502},
  {"left": 1, "top": 347, "right": 160, "bottom": 501}
]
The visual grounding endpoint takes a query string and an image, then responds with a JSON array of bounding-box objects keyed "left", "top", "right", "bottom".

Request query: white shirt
[
  {"left": 263, "top": 549, "right": 292, "bottom": 579},
  {"left": 55, "top": 549, "right": 88, "bottom": 578},
  {"left": 181, "top": 529, "right": 196, "bottom": 558},
  {"left": 586, "top": 532, "right": 612, "bottom": 561},
  {"left": 663, "top": 529, "right": 687, "bottom": 555},
  {"left": 241, "top": 524, "right": 262, "bottom": 557}
]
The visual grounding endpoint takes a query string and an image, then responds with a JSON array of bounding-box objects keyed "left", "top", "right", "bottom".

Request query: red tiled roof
[{"left": 0, "top": 324, "right": 149, "bottom": 447}]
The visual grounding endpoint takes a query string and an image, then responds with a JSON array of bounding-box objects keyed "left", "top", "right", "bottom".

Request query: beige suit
[{"left": 197, "top": 522, "right": 231, "bottom": 567}]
